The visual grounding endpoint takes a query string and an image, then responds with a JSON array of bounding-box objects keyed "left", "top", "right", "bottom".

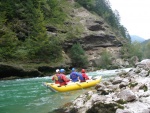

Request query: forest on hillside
[{"left": 0, "top": 0, "right": 149, "bottom": 68}]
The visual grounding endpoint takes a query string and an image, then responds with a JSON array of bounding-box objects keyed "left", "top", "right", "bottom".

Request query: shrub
[
  {"left": 69, "top": 43, "right": 88, "bottom": 68},
  {"left": 143, "top": 42, "right": 150, "bottom": 59},
  {"left": 99, "top": 50, "right": 112, "bottom": 69},
  {"left": 120, "top": 42, "right": 142, "bottom": 60}
]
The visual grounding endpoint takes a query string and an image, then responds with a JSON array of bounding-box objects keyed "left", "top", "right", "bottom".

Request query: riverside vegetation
[{"left": 1, "top": 0, "right": 150, "bottom": 79}]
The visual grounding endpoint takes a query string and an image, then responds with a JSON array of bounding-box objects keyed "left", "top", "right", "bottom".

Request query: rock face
[
  {"left": 0, "top": 63, "right": 72, "bottom": 80},
  {"left": 61, "top": 6, "right": 127, "bottom": 68},
  {"left": 117, "top": 89, "right": 136, "bottom": 102},
  {"left": 58, "top": 59, "right": 150, "bottom": 113}
]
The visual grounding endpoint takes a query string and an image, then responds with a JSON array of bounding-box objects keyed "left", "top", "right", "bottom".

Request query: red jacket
[
  {"left": 58, "top": 74, "right": 70, "bottom": 86},
  {"left": 82, "top": 73, "right": 89, "bottom": 80}
]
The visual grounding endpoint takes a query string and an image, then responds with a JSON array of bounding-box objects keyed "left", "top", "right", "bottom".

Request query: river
[{"left": 0, "top": 68, "right": 131, "bottom": 113}]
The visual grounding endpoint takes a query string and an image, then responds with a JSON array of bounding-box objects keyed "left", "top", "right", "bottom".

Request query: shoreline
[
  {"left": 0, "top": 62, "right": 71, "bottom": 80},
  {"left": 53, "top": 59, "right": 150, "bottom": 113}
]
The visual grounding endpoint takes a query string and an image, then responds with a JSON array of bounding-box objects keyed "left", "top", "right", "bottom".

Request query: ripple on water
[{"left": 0, "top": 68, "right": 132, "bottom": 113}]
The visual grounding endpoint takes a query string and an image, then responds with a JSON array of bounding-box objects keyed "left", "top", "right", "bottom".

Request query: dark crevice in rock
[
  {"left": 46, "top": 25, "right": 67, "bottom": 33},
  {"left": 94, "top": 20, "right": 104, "bottom": 25},
  {"left": 0, "top": 63, "right": 72, "bottom": 80},
  {"left": 88, "top": 25, "right": 105, "bottom": 31},
  {"left": 46, "top": 26, "right": 57, "bottom": 32},
  {"left": 0, "top": 64, "right": 43, "bottom": 79},
  {"left": 86, "top": 102, "right": 118, "bottom": 113}
]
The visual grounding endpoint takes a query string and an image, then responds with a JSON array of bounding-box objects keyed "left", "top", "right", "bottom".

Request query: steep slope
[
  {"left": 58, "top": 2, "right": 127, "bottom": 68},
  {"left": 0, "top": 0, "right": 130, "bottom": 74}
]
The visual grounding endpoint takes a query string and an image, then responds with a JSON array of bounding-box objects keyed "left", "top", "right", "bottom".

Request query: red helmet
[{"left": 81, "top": 69, "right": 85, "bottom": 73}]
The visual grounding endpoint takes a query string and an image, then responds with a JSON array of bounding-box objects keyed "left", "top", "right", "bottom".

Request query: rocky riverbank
[
  {"left": 54, "top": 59, "right": 150, "bottom": 113},
  {"left": 0, "top": 62, "right": 71, "bottom": 80}
]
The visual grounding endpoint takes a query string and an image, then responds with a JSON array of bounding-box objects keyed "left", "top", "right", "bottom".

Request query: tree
[
  {"left": 143, "top": 42, "right": 150, "bottom": 59},
  {"left": 0, "top": 12, "right": 18, "bottom": 59},
  {"left": 99, "top": 50, "right": 111, "bottom": 69},
  {"left": 69, "top": 43, "right": 88, "bottom": 68},
  {"left": 120, "top": 42, "right": 142, "bottom": 60}
]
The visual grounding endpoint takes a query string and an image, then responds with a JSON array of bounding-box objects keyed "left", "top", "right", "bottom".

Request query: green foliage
[
  {"left": 0, "top": 12, "right": 18, "bottom": 59},
  {"left": 119, "top": 25, "right": 130, "bottom": 40},
  {"left": 75, "top": 0, "right": 94, "bottom": 9},
  {"left": 13, "top": 36, "right": 62, "bottom": 62},
  {"left": 120, "top": 42, "right": 142, "bottom": 60},
  {"left": 99, "top": 50, "right": 112, "bottom": 69},
  {"left": 69, "top": 43, "right": 88, "bottom": 68},
  {"left": 138, "top": 84, "right": 148, "bottom": 92},
  {"left": 143, "top": 42, "right": 150, "bottom": 59},
  {"left": 116, "top": 99, "right": 127, "bottom": 104},
  {"left": 66, "top": 23, "right": 84, "bottom": 40},
  {"left": 0, "top": 0, "right": 133, "bottom": 65},
  {"left": 43, "top": 0, "right": 67, "bottom": 24},
  {"left": 0, "top": 0, "right": 65, "bottom": 63},
  {"left": 74, "top": 2, "right": 81, "bottom": 8},
  {"left": 128, "top": 82, "right": 138, "bottom": 88},
  {"left": 25, "top": 37, "right": 62, "bottom": 62}
]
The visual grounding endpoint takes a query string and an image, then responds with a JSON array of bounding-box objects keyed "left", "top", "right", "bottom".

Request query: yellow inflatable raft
[{"left": 44, "top": 76, "right": 102, "bottom": 92}]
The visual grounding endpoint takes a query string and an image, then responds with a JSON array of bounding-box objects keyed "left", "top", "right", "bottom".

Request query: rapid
[{"left": 0, "top": 68, "right": 131, "bottom": 113}]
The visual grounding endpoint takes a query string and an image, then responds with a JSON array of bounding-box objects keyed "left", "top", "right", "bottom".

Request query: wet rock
[
  {"left": 86, "top": 101, "right": 123, "bottom": 113},
  {"left": 139, "top": 70, "right": 149, "bottom": 77},
  {"left": 118, "top": 70, "right": 129, "bottom": 78},
  {"left": 117, "top": 89, "right": 136, "bottom": 102},
  {"left": 97, "top": 88, "right": 112, "bottom": 95},
  {"left": 56, "top": 59, "right": 150, "bottom": 113},
  {"left": 95, "top": 83, "right": 106, "bottom": 90},
  {"left": 123, "top": 101, "right": 150, "bottom": 113},
  {"left": 140, "top": 109, "right": 150, "bottom": 113},
  {"left": 134, "top": 67, "right": 142, "bottom": 73},
  {"left": 135, "top": 59, "right": 150, "bottom": 69},
  {"left": 107, "top": 84, "right": 120, "bottom": 92},
  {"left": 112, "top": 77, "right": 122, "bottom": 85},
  {"left": 139, "top": 84, "right": 148, "bottom": 92},
  {"left": 119, "top": 82, "right": 128, "bottom": 89}
]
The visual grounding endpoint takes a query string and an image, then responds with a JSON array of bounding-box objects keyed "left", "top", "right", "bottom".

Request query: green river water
[{"left": 0, "top": 68, "right": 131, "bottom": 113}]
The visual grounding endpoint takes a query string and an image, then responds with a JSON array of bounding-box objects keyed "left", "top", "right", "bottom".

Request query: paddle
[{"left": 76, "top": 83, "right": 83, "bottom": 90}]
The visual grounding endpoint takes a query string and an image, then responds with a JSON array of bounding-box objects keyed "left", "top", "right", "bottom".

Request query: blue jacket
[
  {"left": 70, "top": 72, "right": 79, "bottom": 82},
  {"left": 78, "top": 73, "right": 84, "bottom": 81}
]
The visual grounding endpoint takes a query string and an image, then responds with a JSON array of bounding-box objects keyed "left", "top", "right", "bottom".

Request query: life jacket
[
  {"left": 70, "top": 72, "right": 78, "bottom": 79},
  {"left": 78, "top": 73, "right": 84, "bottom": 81},
  {"left": 58, "top": 74, "right": 65, "bottom": 83},
  {"left": 82, "top": 73, "right": 89, "bottom": 80},
  {"left": 53, "top": 74, "right": 58, "bottom": 81}
]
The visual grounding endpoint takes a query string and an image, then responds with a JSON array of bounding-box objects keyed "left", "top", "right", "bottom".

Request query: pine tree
[{"left": 69, "top": 43, "right": 88, "bottom": 68}]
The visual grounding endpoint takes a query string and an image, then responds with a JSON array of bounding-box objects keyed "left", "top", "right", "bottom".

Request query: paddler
[
  {"left": 52, "top": 69, "right": 60, "bottom": 84},
  {"left": 58, "top": 69, "right": 70, "bottom": 86}
]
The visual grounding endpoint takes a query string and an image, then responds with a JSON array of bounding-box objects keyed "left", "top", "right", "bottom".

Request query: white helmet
[{"left": 56, "top": 69, "right": 59, "bottom": 73}]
